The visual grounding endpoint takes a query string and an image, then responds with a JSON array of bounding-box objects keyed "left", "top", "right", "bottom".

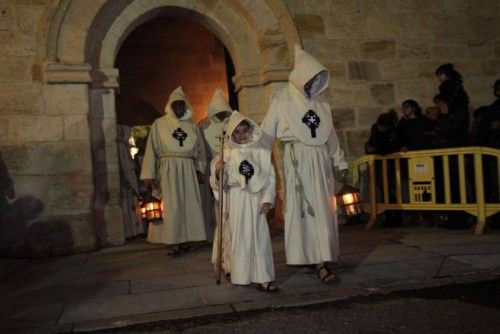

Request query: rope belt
[
  {"left": 155, "top": 153, "right": 196, "bottom": 185},
  {"left": 157, "top": 153, "right": 195, "bottom": 159},
  {"left": 285, "top": 141, "right": 315, "bottom": 218}
]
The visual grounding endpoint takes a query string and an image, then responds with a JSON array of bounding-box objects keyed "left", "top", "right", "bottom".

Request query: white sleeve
[
  {"left": 327, "top": 127, "right": 348, "bottom": 170},
  {"left": 260, "top": 95, "right": 279, "bottom": 149},
  {"left": 260, "top": 165, "right": 276, "bottom": 207}
]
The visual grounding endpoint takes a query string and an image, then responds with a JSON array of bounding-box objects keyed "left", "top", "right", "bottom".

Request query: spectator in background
[
  {"left": 481, "top": 79, "right": 500, "bottom": 149},
  {"left": 422, "top": 106, "right": 440, "bottom": 148},
  {"left": 365, "top": 109, "right": 399, "bottom": 155},
  {"left": 470, "top": 106, "right": 490, "bottom": 146},
  {"left": 433, "top": 93, "right": 467, "bottom": 148},
  {"left": 477, "top": 79, "right": 500, "bottom": 203},
  {"left": 396, "top": 100, "right": 427, "bottom": 151},
  {"left": 435, "top": 63, "right": 470, "bottom": 138}
]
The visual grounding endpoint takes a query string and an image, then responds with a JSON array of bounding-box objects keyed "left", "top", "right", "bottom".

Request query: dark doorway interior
[{"left": 115, "top": 17, "right": 237, "bottom": 126}]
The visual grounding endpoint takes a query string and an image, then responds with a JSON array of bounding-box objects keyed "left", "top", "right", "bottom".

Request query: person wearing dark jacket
[
  {"left": 477, "top": 79, "right": 500, "bottom": 203},
  {"left": 422, "top": 106, "right": 440, "bottom": 148},
  {"left": 433, "top": 93, "right": 467, "bottom": 148},
  {"left": 396, "top": 100, "right": 427, "bottom": 151},
  {"left": 481, "top": 79, "right": 500, "bottom": 149},
  {"left": 365, "top": 109, "right": 399, "bottom": 155},
  {"left": 435, "top": 63, "right": 470, "bottom": 139}
]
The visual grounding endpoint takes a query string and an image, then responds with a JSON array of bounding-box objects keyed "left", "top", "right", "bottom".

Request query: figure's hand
[
  {"left": 214, "top": 158, "right": 224, "bottom": 174},
  {"left": 339, "top": 169, "right": 349, "bottom": 180},
  {"left": 196, "top": 171, "right": 205, "bottom": 184},
  {"left": 260, "top": 202, "right": 272, "bottom": 215}
]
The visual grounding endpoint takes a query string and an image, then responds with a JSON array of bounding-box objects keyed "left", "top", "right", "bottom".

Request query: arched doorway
[
  {"left": 115, "top": 16, "right": 238, "bottom": 238},
  {"left": 44, "top": 0, "right": 299, "bottom": 248}
]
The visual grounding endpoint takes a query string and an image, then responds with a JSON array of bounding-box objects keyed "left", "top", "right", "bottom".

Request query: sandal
[
  {"left": 317, "top": 265, "right": 336, "bottom": 283},
  {"left": 180, "top": 244, "right": 195, "bottom": 253},
  {"left": 256, "top": 282, "right": 279, "bottom": 293},
  {"left": 167, "top": 246, "right": 181, "bottom": 256}
]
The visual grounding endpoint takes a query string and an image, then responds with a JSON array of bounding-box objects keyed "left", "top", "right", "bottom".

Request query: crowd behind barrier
[
  {"left": 356, "top": 65, "right": 499, "bottom": 234},
  {"left": 352, "top": 147, "right": 500, "bottom": 235}
]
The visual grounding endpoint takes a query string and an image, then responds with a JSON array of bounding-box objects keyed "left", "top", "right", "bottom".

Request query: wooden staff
[{"left": 215, "top": 130, "right": 226, "bottom": 285}]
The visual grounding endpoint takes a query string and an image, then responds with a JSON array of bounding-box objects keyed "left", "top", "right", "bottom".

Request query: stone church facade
[{"left": 0, "top": 0, "right": 498, "bottom": 257}]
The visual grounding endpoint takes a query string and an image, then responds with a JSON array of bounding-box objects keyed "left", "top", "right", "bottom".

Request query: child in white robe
[{"left": 211, "top": 112, "right": 278, "bottom": 292}]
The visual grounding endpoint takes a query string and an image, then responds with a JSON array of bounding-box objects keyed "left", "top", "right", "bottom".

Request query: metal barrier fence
[{"left": 352, "top": 147, "right": 500, "bottom": 235}]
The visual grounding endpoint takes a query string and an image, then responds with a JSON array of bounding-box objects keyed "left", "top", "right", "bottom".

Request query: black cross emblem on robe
[
  {"left": 239, "top": 160, "right": 254, "bottom": 185},
  {"left": 172, "top": 128, "right": 188, "bottom": 146},
  {"left": 302, "top": 110, "right": 321, "bottom": 138}
]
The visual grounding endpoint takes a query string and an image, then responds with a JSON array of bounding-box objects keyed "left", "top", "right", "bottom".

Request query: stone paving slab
[
  {"left": 340, "top": 261, "right": 431, "bottom": 285},
  {"left": 417, "top": 243, "right": 500, "bottom": 256},
  {"left": 197, "top": 282, "right": 271, "bottom": 305},
  {"left": 0, "top": 259, "right": 29, "bottom": 280},
  {"left": 0, "top": 302, "right": 64, "bottom": 326},
  {"left": 1, "top": 280, "right": 130, "bottom": 308},
  {"left": 75, "top": 264, "right": 185, "bottom": 285},
  {"left": 59, "top": 286, "right": 202, "bottom": 324},
  {"left": 131, "top": 271, "right": 215, "bottom": 294},
  {"left": 72, "top": 304, "right": 234, "bottom": 332},
  {"left": 451, "top": 254, "right": 500, "bottom": 270},
  {"left": 356, "top": 244, "right": 436, "bottom": 265},
  {"left": 402, "top": 255, "right": 478, "bottom": 277}
]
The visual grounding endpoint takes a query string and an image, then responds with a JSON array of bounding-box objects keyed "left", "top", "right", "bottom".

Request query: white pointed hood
[
  {"left": 156, "top": 86, "right": 198, "bottom": 152},
  {"left": 208, "top": 88, "right": 232, "bottom": 118},
  {"left": 223, "top": 112, "right": 271, "bottom": 194},
  {"left": 270, "top": 44, "right": 333, "bottom": 145},
  {"left": 289, "top": 44, "right": 330, "bottom": 98},
  {"left": 226, "top": 111, "right": 262, "bottom": 149},
  {"left": 201, "top": 89, "right": 233, "bottom": 156},
  {"left": 165, "top": 86, "right": 193, "bottom": 121}
]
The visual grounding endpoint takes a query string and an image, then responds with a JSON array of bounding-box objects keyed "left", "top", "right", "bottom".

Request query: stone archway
[{"left": 43, "top": 0, "right": 299, "bottom": 247}]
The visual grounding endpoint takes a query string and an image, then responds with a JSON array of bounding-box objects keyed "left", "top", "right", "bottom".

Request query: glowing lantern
[
  {"left": 336, "top": 183, "right": 362, "bottom": 217},
  {"left": 140, "top": 195, "right": 163, "bottom": 223}
]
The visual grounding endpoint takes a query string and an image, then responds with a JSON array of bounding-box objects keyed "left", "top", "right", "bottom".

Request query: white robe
[
  {"left": 211, "top": 112, "right": 276, "bottom": 285},
  {"left": 198, "top": 89, "right": 233, "bottom": 242},
  {"left": 140, "top": 87, "right": 207, "bottom": 245},
  {"left": 260, "top": 45, "right": 347, "bottom": 265}
]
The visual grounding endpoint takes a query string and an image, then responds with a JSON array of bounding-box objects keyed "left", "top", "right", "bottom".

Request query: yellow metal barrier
[{"left": 352, "top": 146, "right": 500, "bottom": 235}]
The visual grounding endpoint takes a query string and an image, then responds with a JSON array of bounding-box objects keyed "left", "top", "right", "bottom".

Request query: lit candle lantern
[
  {"left": 336, "top": 183, "right": 362, "bottom": 218},
  {"left": 140, "top": 195, "right": 163, "bottom": 223}
]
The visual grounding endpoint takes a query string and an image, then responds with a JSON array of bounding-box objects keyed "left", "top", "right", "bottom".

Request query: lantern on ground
[
  {"left": 336, "top": 183, "right": 362, "bottom": 218},
  {"left": 140, "top": 195, "right": 163, "bottom": 223}
]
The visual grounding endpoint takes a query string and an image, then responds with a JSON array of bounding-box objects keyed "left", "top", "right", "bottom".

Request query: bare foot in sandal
[
  {"left": 317, "top": 264, "right": 336, "bottom": 283},
  {"left": 256, "top": 282, "right": 279, "bottom": 292},
  {"left": 167, "top": 245, "right": 181, "bottom": 256}
]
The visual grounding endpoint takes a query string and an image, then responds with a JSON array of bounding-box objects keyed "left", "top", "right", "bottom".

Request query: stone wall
[
  {"left": 0, "top": 1, "right": 98, "bottom": 257},
  {"left": 283, "top": 0, "right": 499, "bottom": 158}
]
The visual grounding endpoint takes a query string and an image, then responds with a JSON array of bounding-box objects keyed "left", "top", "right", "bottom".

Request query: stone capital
[
  {"left": 43, "top": 62, "right": 119, "bottom": 89},
  {"left": 233, "top": 66, "right": 291, "bottom": 91}
]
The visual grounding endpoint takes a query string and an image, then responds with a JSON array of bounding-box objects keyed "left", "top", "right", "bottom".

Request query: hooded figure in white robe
[
  {"left": 210, "top": 112, "right": 276, "bottom": 287},
  {"left": 140, "top": 86, "right": 207, "bottom": 245},
  {"left": 198, "top": 89, "right": 233, "bottom": 242},
  {"left": 261, "top": 45, "right": 348, "bottom": 274}
]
